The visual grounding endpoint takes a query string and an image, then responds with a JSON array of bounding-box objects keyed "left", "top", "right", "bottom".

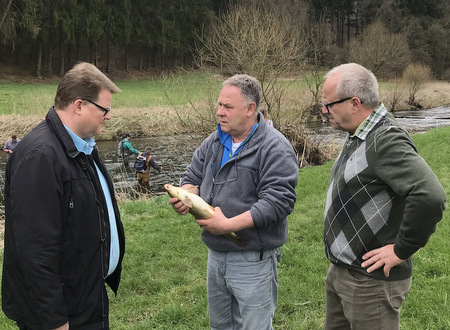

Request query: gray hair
[
  {"left": 223, "top": 74, "right": 261, "bottom": 110},
  {"left": 325, "top": 63, "right": 379, "bottom": 109}
]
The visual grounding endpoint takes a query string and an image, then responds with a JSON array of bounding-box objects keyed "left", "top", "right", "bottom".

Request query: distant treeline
[{"left": 1, "top": 0, "right": 449, "bottom": 79}]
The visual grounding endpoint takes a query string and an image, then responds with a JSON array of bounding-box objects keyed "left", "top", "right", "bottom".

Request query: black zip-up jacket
[{"left": 2, "top": 107, "right": 125, "bottom": 329}]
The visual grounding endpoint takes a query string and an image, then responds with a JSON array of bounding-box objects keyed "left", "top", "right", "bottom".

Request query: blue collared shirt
[
  {"left": 218, "top": 123, "right": 259, "bottom": 168},
  {"left": 64, "top": 126, "right": 120, "bottom": 276}
]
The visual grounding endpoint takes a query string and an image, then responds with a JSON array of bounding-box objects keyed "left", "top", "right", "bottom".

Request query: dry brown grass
[
  {"left": 1, "top": 81, "right": 449, "bottom": 154},
  {"left": 416, "top": 81, "right": 450, "bottom": 108},
  {"left": 0, "top": 114, "right": 45, "bottom": 144},
  {"left": 99, "top": 106, "right": 183, "bottom": 140},
  {"left": 0, "top": 105, "right": 195, "bottom": 144},
  {"left": 381, "top": 80, "right": 450, "bottom": 111}
]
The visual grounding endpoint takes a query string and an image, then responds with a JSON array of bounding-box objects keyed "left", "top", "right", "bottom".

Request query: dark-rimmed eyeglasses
[
  {"left": 323, "top": 97, "right": 353, "bottom": 113},
  {"left": 82, "top": 99, "right": 111, "bottom": 116}
]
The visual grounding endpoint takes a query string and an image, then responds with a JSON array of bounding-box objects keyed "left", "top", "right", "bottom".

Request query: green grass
[
  {"left": 0, "top": 127, "right": 449, "bottom": 329},
  {"left": 0, "top": 81, "right": 57, "bottom": 114},
  {"left": 0, "top": 72, "right": 221, "bottom": 115},
  {"left": 0, "top": 72, "right": 408, "bottom": 115}
]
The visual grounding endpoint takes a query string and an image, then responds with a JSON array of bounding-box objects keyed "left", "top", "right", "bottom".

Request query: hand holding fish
[
  {"left": 195, "top": 207, "right": 233, "bottom": 235},
  {"left": 165, "top": 184, "right": 247, "bottom": 246},
  {"left": 168, "top": 196, "right": 191, "bottom": 215},
  {"left": 196, "top": 208, "right": 254, "bottom": 237},
  {"left": 168, "top": 184, "right": 199, "bottom": 215}
]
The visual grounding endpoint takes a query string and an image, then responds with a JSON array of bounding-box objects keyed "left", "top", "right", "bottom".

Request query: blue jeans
[{"left": 207, "top": 247, "right": 281, "bottom": 330}]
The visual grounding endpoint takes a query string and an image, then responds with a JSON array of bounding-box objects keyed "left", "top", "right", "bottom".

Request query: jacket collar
[{"left": 45, "top": 106, "right": 81, "bottom": 158}]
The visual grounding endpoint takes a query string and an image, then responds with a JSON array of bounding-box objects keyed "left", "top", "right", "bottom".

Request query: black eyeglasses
[
  {"left": 82, "top": 99, "right": 111, "bottom": 116},
  {"left": 323, "top": 97, "right": 353, "bottom": 113}
]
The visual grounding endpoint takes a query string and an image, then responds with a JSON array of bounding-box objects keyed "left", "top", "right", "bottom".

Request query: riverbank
[{"left": 1, "top": 78, "right": 450, "bottom": 144}]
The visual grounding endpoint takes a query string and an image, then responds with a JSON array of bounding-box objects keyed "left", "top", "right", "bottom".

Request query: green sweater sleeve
[{"left": 371, "top": 126, "right": 446, "bottom": 260}]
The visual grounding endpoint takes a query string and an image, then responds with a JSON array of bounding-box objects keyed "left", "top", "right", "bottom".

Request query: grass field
[
  {"left": 0, "top": 126, "right": 448, "bottom": 329},
  {"left": 0, "top": 72, "right": 221, "bottom": 115}
]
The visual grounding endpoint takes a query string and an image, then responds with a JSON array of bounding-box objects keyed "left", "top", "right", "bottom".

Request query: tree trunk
[
  {"left": 106, "top": 35, "right": 111, "bottom": 73},
  {"left": 67, "top": 43, "right": 72, "bottom": 69},
  {"left": 94, "top": 43, "right": 97, "bottom": 66},
  {"left": 47, "top": 35, "right": 53, "bottom": 77},
  {"left": 346, "top": 11, "right": 351, "bottom": 43},
  {"left": 76, "top": 36, "right": 80, "bottom": 62},
  {"left": 37, "top": 40, "right": 43, "bottom": 79},
  {"left": 59, "top": 22, "right": 65, "bottom": 76}
]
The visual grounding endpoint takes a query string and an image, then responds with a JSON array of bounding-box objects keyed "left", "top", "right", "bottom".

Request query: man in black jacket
[{"left": 2, "top": 62, "right": 125, "bottom": 330}]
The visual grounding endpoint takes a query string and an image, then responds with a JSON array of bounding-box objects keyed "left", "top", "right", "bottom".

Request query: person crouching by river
[{"left": 135, "top": 146, "right": 162, "bottom": 192}]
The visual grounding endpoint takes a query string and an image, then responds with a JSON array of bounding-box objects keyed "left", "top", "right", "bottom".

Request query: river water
[
  {"left": 1, "top": 106, "right": 450, "bottom": 197},
  {"left": 306, "top": 106, "right": 450, "bottom": 145}
]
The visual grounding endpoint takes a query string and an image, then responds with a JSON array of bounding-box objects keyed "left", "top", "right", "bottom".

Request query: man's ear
[
  {"left": 351, "top": 97, "right": 363, "bottom": 113},
  {"left": 73, "top": 99, "right": 83, "bottom": 115},
  {"left": 247, "top": 102, "right": 256, "bottom": 116}
]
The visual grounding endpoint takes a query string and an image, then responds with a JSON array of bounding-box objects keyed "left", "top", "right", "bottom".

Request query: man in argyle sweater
[{"left": 322, "top": 63, "right": 446, "bottom": 330}]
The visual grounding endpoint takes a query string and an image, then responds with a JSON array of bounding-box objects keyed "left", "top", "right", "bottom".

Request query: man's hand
[
  {"left": 167, "top": 184, "right": 197, "bottom": 216},
  {"left": 168, "top": 197, "right": 190, "bottom": 215},
  {"left": 195, "top": 207, "right": 231, "bottom": 235},
  {"left": 196, "top": 208, "right": 254, "bottom": 235},
  {"left": 361, "top": 244, "right": 404, "bottom": 278}
]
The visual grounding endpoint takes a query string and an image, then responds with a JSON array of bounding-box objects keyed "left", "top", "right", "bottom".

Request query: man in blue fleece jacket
[
  {"left": 322, "top": 63, "right": 446, "bottom": 329},
  {"left": 169, "top": 74, "right": 298, "bottom": 329}
]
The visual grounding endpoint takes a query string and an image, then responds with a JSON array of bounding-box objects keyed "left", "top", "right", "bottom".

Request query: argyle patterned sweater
[{"left": 324, "top": 104, "right": 446, "bottom": 281}]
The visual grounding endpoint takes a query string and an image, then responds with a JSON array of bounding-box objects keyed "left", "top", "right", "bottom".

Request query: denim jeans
[{"left": 207, "top": 247, "right": 281, "bottom": 330}]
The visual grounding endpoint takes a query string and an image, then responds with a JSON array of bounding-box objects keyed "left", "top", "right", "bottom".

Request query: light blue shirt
[{"left": 64, "top": 126, "right": 120, "bottom": 276}]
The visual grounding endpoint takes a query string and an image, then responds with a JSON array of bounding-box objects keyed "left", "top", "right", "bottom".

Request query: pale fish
[{"left": 164, "top": 184, "right": 246, "bottom": 247}]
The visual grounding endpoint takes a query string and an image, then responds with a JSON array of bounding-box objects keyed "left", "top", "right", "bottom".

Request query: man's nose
[{"left": 217, "top": 105, "right": 225, "bottom": 116}]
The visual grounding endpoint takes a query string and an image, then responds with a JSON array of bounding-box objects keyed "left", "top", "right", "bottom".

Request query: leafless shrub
[
  {"left": 402, "top": 63, "right": 432, "bottom": 108},
  {"left": 161, "top": 72, "right": 219, "bottom": 139},
  {"left": 195, "top": 4, "right": 308, "bottom": 128},
  {"left": 382, "top": 78, "right": 407, "bottom": 112},
  {"left": 303, "top": 17, "right": 336, "bottom": 118},
  {"left": 280, "top": 124, "right": 338, "bottom": 168},
  {"left": 347, "top": 22, "right": 411, "bottom": 79}
]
